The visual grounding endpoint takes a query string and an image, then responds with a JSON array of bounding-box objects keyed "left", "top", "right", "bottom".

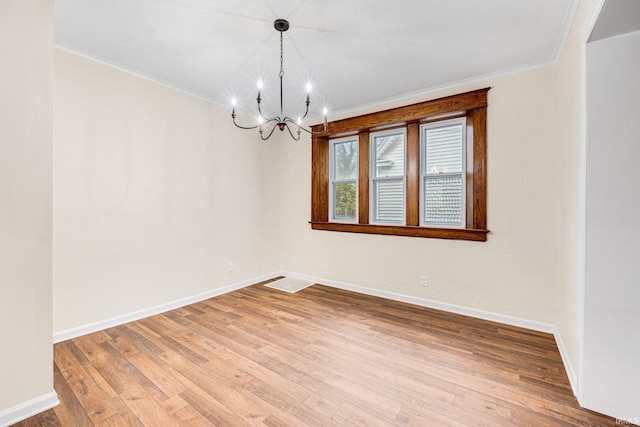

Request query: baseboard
[
  {"left": 281, "top": 270, "right": 580, "bottom": 397},
  {"left": 281, "top": 271, "right": 556, "bottom": 333},
  {"left": 0, "top": 391, "right": 58, "bottom": 427},
  {"left": 53, "top": 272, "right": 279, "bottom": 343},
  {"left": 553, "top": 327, "right": 579, "bottom": 397}
]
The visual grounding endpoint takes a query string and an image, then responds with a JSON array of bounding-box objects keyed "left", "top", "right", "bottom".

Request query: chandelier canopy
[{"left": 231, "top": 19, "right": 328, "bottom": 141}]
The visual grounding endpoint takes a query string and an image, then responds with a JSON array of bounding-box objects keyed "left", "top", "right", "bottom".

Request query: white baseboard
[
  {"left": 553, "top": 327, "right": 579, "bottom": 397},
  {"left": 281, "top": 271, "right": 556, "bottom": 332},
  {"left": 53, "top": 272, "right": 279, "bottom": 343},
  {"left": 0, "top": 391, "right": 58, "bottom": 427},
  {"left": 280, "top": 270, "right": 579, "bottom": 398}
]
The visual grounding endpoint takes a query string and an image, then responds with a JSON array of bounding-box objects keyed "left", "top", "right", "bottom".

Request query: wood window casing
[{"left": 311, "top": 88, "right": 490, "bottom": 242}]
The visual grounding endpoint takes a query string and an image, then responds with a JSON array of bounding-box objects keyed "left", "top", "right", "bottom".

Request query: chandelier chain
[{"left": 279, "top": 30, "right": 284, "bottom": 79}]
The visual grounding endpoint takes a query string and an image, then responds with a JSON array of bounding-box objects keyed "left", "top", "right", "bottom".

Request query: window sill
[{"left": 310, "top": 221, "right": 488, "bottom": 241}]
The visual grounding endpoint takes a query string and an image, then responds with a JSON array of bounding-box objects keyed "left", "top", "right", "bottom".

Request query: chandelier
[{"left": 231, "top": 19, "right": 327, "bottom": 141}]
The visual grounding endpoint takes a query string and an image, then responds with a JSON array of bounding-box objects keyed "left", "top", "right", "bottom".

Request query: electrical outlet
[
  {"left": 420, "top": 275, "right": 428, "bottom": 286},
  {"left": 227, "top": 262, "right": 234, "bottom": 272}
]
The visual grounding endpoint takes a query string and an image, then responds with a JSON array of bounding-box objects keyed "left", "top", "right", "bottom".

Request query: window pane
[
  {"left": 374, "top": 133, "right": 405, "bottom": 178},
  {"left": 333, "top": 182, "right": 357, "bottom": 220},
  {"left": 425, "top": 124, "right": 463, "bottom": 174},
  {"left": 424, "top": 174, "right": 463, "bottom": 224},
  {"left": 374, "top": 179, "right": 404, "bottom": 222},
  {"left": 334, "top": 140, "right": 358, "bottom": 180}
]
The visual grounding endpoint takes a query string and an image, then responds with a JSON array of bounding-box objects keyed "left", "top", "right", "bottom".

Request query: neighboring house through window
[
  {"left": 371, "top": 129, "right": 406, "bottom": 224},
  {"left": 421, "top": 118, "right": 466, "bottom": 227}
]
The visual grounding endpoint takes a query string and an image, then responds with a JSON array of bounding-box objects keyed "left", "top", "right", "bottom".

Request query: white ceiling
[
  {"left": 589, "top": 0, "right": 640, "bottom": 42},
  {"left": 55, "top": 0, "right": 577, "bottom": 120}
]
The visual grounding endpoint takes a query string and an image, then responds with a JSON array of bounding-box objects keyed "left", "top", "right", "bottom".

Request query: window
[
  {"left": 370, "top": 129, "right": 406, "bottom": 224},
  {"left": 421, "top": 118, "right": 465, "bottom": 227},
  {"left": 311, "top": 88, "right": 489, "bottom": 242},
  {"left": 330, "top": 137, "right": 358, "bottom": 222}
]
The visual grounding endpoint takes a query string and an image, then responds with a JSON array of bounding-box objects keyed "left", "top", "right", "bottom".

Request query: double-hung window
[
  {"left": 311, "top": 88, "right": 489, "bottom": 241},
  {"left": 371, "top": 129, "right": 406, "bottom": 224},
  {"left": 329, "top": 137, "right": 358, "bottom": 222},
  {"left": 421, "top": 118, "right": 466, "bottom": 227}
]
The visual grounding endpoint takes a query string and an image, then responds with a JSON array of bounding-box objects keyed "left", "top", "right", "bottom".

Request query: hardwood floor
[{"left": 15, "top": 279, "right": 615, "bottom": 426}]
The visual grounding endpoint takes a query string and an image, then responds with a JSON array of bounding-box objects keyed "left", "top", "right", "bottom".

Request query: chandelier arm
[
  {"left": 284, "top": 123, "right": 301, "bottom": 141},
  {"left": 257, "top": 99, "right": 265, "bottom": 121},
  {"left": 260, "top": 123, "right": 279, "bottom": 141},
  {"left": 282, "top": 117, "right": 306, "bottom": 130},
  {"left": 283, "top": 117, "right": 304, "bottom": 128},
  {"left": 297, "top": 122, "right": 328, "bottom": 135},
  {"left": 282, "top": 117, "right": 327, "bottom": 136},
  {"left": 232, "top": 115, "right": 260, "bottom": 130},
  {"left": 263, "top": 117, "right": 281, "bottom": 125},
  {"left": 300, "top": 101, "right": 311, "bottom": 120}
]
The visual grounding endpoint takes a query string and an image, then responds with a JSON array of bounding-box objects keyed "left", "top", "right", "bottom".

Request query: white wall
[
  {"left": 3, "top": 0, "right": 635, "bottom": 422},
  {"left": 554, "top": 0, "right": 600, "bottom": 392},
  {"left": 583, "top": 29, "right": 640, "bottom": 419},
  {"left": 53, "top": 49, "right": 280, "bottom": 334},
  {"left": 48, "top": 2, "right": 640, "bottom": 422},
  {"left": 0, "top": 0, "right": 57, "bottom": 422},
  {"left": 274, "top": 64, "right": 563, "bottom": 326}
]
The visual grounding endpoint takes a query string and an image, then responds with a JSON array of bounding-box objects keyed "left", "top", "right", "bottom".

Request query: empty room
[{"left": 1, "top": 0, "right": 639, "bottom": 425}]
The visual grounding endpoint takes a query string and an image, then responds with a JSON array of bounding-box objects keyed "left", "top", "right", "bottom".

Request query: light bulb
[
  {"left": 257, "top": 80, "right": 264, "bottom": 90},
  {"left": 322, "top": 107, "right": 328, "bottom": 116},
  {"left": 231, "top": 97, "right": 237, "bottom": 107},
  {"left": 257, "top": 116, "right": 264, "bottom": 125},
  {"left": 297, "top": 116, "right": 302, "bottom": 125},
  {"left": 305, "top": 82, "right": 312, "bottom": 93}
]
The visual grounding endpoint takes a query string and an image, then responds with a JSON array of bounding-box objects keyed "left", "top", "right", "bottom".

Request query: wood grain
[
  {"left": 405, "top": 122, "right": 420, "bottom": 226},
  {"left": 311, "top": 136, "right": 329, "bottom": 223},
  {"left": 311, "top": 89, "right": 489, "bottom": 136},
  {"left": 310, "top": 221, "right": 489, "bottom": 241},
  {"left": 310, "top": 88, "right": 489, "bottom": 241},
  {"left": 14, "top": 280, "right": 615, "bottom": 426},
  {"left": 470, "top": 106, "right": 487, "bottom": 230},
  {"left": 358, "top": 131, "right": 370, "bottom": 224}
]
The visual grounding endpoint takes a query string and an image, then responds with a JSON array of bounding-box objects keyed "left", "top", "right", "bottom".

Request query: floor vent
[{"left": 264, "top": 277, "right": 314, "bottom": 293}]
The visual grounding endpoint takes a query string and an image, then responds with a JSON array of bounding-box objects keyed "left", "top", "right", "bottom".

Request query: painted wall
[
  {"left": 50, "top": 2, "right": 640, "bottom": 422},
  {"left": 53, "top": 49, "right": 280, "bottom": 334},
  {"left": 0, "top": 0, "right": 56, "bottom": 420},
  {"left": 584, "top": 29, "right": 640, "bottom": 419},
  {"left": 554, "top": 0, "right": 599, "bottom": 392},
  {"left": 274, "top": 64, "right": 563, "bottom": 325}
]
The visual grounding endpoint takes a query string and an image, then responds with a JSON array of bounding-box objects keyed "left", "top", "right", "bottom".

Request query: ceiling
[
  {"left": 589, "top": 0, "right": 640, "bottom": 42},
  {"left": 55, "top": 0, "right": 577, "bottom": 120}
]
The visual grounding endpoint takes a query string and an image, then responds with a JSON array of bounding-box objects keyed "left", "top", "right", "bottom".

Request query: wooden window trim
[{"left": 311, "top": 88, "right": 490, "bottom": 242}]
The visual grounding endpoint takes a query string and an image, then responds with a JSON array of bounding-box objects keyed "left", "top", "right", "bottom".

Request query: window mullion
[
  {"left": 358, "top": 131, "right": 370, "bottom": 224},
  {"left": 406, "top": 122, "right": 420, "bottom": 226}
]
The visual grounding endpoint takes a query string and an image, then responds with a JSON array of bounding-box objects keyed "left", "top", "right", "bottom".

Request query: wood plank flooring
[{"left": 14, "top": 279, "right": 616, "bottom": 426}]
